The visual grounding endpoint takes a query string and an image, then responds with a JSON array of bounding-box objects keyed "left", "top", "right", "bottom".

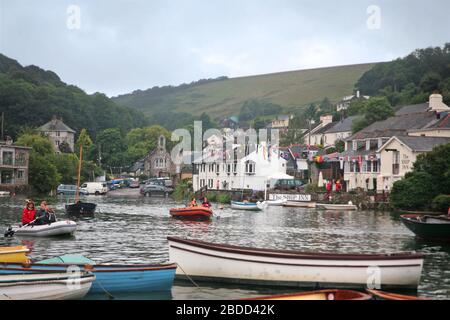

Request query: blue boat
[{"left": 0, "top": 255, "right": 177, "bottom": 295}]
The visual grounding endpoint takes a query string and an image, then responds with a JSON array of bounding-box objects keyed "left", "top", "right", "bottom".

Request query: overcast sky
[{"left": 1, "top": 0, "right": 449, "bottom": 97}]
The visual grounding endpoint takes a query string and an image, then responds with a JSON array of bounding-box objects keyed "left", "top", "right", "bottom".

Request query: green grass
[{"left": 113, "top": 63, "right": 376, "bottom": 119}]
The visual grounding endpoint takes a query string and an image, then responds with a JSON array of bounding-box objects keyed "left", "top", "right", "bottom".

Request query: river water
[{"left": 0, "top": 194, "right": 449, "bottom": 300}]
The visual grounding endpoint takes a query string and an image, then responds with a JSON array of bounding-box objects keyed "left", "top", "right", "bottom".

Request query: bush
[
  {"left": 217, "top": 193, "right": 231, "bottom": 204},
  {"left": 205, "top": 192, "right": 217, "bottom": 202},
  {"left": 390, "top": 172, "right": 438, "bottom": 210},
  {"left": 431, "top": 195, "right": 450, "bottom": 213}
]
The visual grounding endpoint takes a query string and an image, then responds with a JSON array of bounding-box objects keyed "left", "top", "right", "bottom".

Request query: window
[
  {"left": 1, "top": 170, "right": 13, "bottom": 184},
  {"left": 56, "top": 132, "right": 60, "bottom": 137},
  {"left": 17, "top": 170, "right": 24, "bottom": 180},
  {"left": 15, "top": 151, "right": 26, "bottom": 166},
  {"left": 393, "top": 151, "right": 400, "bottom": 175},
  {"left": 366, "top": 161, "right": 372, "bottom": 173},
  {"left": 208, "top": 179, "right": 214, "bottom": 189},
  {"left": 372, "top": 161, "right": 379, "bottom": 173},
  {"left": 245, "top": 161, "right": 256, "bottom": 175},
  {"left": 215, "top": 164, "right": 220, "bottom": 174},
  {"left": 200, "top": 179, "right": 206, "bottom": 187},
  {"left": 2, "top": 151, "right": 13, "bottom": 166},
  {"left": 233, "top": 162, "right": 237, "bottom": 174},
  {"left": 226, "top": 163, "right": 232, "bottom": 174}
]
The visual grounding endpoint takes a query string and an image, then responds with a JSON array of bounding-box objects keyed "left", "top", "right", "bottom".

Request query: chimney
[
  {"left": 356, "top": 90, "right": 360, "bottom": 98},
  {"left": 429, "top": 93, "right": 450, "bottom": 113},
  {"left": 320, "top": 114, "right": 333, "bottom": 126}
]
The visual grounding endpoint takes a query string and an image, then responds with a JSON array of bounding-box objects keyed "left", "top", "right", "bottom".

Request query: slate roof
[
  {"left": 395, "top": 103, "right": 429, "bottom": 116},
  {"left": 394, "top": 136, "right": 450, "bottom": 152},
  {"left": 38, "top": 118, "right": 75, "bottom": 133},
  {"left": 325, "top": 116, "right": 357, "bottom": 134},
  {"left": 312, "top": 122, "right": 336, "bottom": 135}
]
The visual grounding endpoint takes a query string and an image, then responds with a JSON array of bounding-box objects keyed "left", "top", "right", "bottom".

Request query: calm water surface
[{"left": 1, "top": 194, "right": 449, "bottom": 300}]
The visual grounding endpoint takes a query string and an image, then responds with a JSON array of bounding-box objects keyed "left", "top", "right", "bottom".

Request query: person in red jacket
[{"left": 22, "top": 200, "right": 36, "bottom": 225}]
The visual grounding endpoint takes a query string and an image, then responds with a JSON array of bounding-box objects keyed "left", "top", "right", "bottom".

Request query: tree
[
  {"left": 125, "top": 125, "right": 172, "bottom": 162},
  {"left": 319, "top": 97, "right": 333, "bottom": 113},
  {"left": 54, "top": 153, "right": 78, "bottom": 184},
  {"left": 75, "top": 129, "right": 93, "bottom": 153},
  {"left": 16, "top": 133, "right": 61, "bottom": 194},
  {"left": 58, "top": 141, "right": 72, "bottom": 153},
  {"left": 351, "top": 97, "right": 393, "bottom": 133},
  {"left": 96, "top": 128, "right": 128, "bottom": 169}
]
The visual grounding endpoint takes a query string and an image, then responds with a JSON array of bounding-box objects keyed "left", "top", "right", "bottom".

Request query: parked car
[
  {"left": 145, "top": 178, "right": 172, "bottom": 187},
  {"left": 274, "top": 179, "right": 305, "bottom": 191},
  {"left": 129, "top": 180, "right": 140, "bottom": 188},
  {"left": 140, "top": 184, "right": 174, "bottom": 197},
  {"left": 80, "top": 182, "right": 108, "bottom": 195},
  {"left": 57, "top": 184, "right": 89, "bottom": 196}
]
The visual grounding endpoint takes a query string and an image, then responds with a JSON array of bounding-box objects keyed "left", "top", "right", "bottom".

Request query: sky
[{"left": 1, "top": 0, "right": 449, "bottom": 97}]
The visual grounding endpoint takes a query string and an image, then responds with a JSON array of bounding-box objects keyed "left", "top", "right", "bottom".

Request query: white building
[
  {"left": 192, "top": 144, "right": 290, "bottom": 192},
  {"left": 336, "top": 91, "right": 370, "bottom": 112}
]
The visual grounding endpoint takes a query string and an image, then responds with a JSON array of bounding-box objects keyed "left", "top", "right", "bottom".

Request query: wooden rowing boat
[
  {"left": 266, "top": 199, "right": 287, "bottom": 206},
  {"left": 168, "top": 237, "right": 424, "bottom": 289},
  {"left": 170, "top": 206, "right": 213, "bottom": 220},
  {"left": 283, "top": 201, "right": 317, "bottom": 208},
  {"left": 245, "top": 289, "right": 372, "bottom": 300},
  {"left": 401, "top": 214, "right": 450, "bottom": 241},
  {"left": 317, "top": 203, "right": 358, "bottom": 210},
  {"left": 0, "top": 271, "right": 95, "bottom": 300},
  {"left": 0, "top": 246, "right": 29, "bottom": 263},
  {"left": 0, "top": 254, "right": 177, "bottom": 294},
  {"left": 366, "top": 289, "right": 428, "bottom": 300}
]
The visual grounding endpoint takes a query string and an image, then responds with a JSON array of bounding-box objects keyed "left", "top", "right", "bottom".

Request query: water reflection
[{"left": 0, "top": 196, "right": 449, "bottom": 299}]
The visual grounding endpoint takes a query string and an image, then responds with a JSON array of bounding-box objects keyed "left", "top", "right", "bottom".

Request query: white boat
[
  {"left": 0, "top": 272, "right": 95, "bottom": 300},
  {"left": 0, "top": 191, "right": 10, "bottom": 197},
  {"left": 266, "top": 199, "right": 287, "bottom": 206},
  {"left": 317, "top": 204, "right": 358, "bottom": 211},
  {"left": 283, "top": 201, "right": 317, "bottom": 208},
  {"left": 168, "top": 237, "right": 424, "bottom": 289},
  {"left": 231, "top": 201, "right": 263, "bottom": 211},
  {"left": 12, "top": 220, "right": 77, "bottom": 237}
]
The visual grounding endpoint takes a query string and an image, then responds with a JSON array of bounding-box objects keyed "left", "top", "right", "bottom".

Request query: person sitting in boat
[
  {"left": 202, "top": 197, "right": 211, "bottom": 208},
  {"left": 22, "top": 200, "right": 36, "bottom": 225},
  {"left": 189, "top": 198, "right": 198, "bottom": 207},
  {"left": 34, "top": 201, "right": 56, "bottom": 225}
]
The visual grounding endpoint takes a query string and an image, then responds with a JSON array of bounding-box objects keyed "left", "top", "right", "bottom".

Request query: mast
[
  {"left": 1, "top": 112, "right": 4, "bottom": 141},
  {"left": 75, "top": 144, "right": 83, "bottom": 203}
]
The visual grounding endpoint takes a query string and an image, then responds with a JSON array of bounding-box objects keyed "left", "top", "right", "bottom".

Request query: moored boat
[
  {"left": 0, "top": 271, "right": 95, "bottom": 300},
  {"left": 317, "top": 203, "right": 358, "bottom": 211},
  {"left": 65, "top": 202, "right": 97, "bottom": 215},
  {"left": 266, "top": 199, "right": 287, "bottom": 206},
  {"left": 366, "top": 289, "right": 428, "bottom": 300},
  {"left": 283, "top": 201, "right": 317, "bottom": 208},
  {"left": 170, "top": 206, "right": 213, "bottom": 220},
  {"left": 0, "top": 246, "right": 29, "bottom": 263},
  {"left": 0, "top": 254, "right": 177, "bottom": 294},
  {"left": 244, "top": 289, "right": 372, "bottom": 300},
  {"left": 168, "top": 237, "right": 424, "bottom": 289},
  {"left": 0, "top": 191, "right": 10, "bottom": 197},
  {"left": 231, "top": 201, "right": 262, "bottom": 211},
  {"left": 10, "top": 220, "right": 77, "bottom": 237},
  {"left": 400, "top": 214, "right": 450, "bottom": 241}
]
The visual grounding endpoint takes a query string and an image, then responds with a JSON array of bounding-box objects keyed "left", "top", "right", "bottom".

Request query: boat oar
[{"left": 4, "top": 218, "right": 39, "bottom": 238}]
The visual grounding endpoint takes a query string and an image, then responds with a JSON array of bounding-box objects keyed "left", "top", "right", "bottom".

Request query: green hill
[{"left": 113, "top": 63, "right": 377, "bottom": 120}]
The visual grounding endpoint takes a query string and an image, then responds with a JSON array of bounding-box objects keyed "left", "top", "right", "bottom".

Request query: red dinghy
[{"left": 169, "top": 206, "right": 213, "bottom": 221}]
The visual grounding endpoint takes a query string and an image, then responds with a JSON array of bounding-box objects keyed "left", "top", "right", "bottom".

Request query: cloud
[{"left": 1, "top": 0, "right": 449, "bottom": 96}]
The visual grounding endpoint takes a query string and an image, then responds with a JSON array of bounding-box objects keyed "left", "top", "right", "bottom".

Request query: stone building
[
  {"left": 38, "top": 116, "right": 76, "bottom": 153},
  {"left": 143, "top": 135, "right": 177, "bottom": 179}
]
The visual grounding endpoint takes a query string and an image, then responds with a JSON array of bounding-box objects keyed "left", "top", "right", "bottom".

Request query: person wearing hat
[{"left": 21, "top": 200, "right": 36, "bottom": 225}]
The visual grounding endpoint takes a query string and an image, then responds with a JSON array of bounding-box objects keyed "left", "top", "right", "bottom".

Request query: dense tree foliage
[
  {"left": 124, "top": 125, "right": 172, "bottom": 162},
  {"left": 0, "top": 54, "right": 148, "bottom": 140},
  {"left": 351, "top": 97, "right": 393, "bottom": 133},
  {"left": 356, "top": 43, "right": 450, "bottom": 106},
  {"left": 391, "top": 143, "right": 450, "bottom": 210},
  {"left": 239, "top": 100, "right": 282, "bottom": 121}
]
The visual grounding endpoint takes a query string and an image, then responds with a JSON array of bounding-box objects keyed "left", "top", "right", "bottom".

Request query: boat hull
[
  {"left": 231, "top": 201, "right": 262, "bottom": 211},
  {"left": 0, "top": 246, "right": 29, "bottom": 263},
  {"left": 0, "top": 272, "right": 94, "bottom": 300},
  {"left": 266, "top": 199, "right": 287, "bottom": 206},
  {"left": 168, "top": 237, "right": 424, "bottom": 289},
  {"left": 366, "top": 289, "right": 427, "bottom": 300},
  {"left": 401, "top": 214, "right": 450, "bottom": 241},
  {"left": 170, "top": 207, "right": 212, "bottom": 220},
  {"left": 12, "top": 221, "right": 77, "bottom": 237},
  {"left": 245, "top": 289, "right": 372, "bottom": 300},
  {"left": 0, "top": 263, "right": 177, "bottom": 294},
  {"left": 65, "top": 202, "right": 97, "bottom": 215},
  {"left": 283, "top": 201, "right": 317, "bottom": 208},
  {"left": 317, "top": 204, "right": 358, "bottom": 210}
]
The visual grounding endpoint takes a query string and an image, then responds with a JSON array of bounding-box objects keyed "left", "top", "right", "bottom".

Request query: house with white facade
[
  {"left": 303, "top": 115, "right": 356, "bottom": 148},
  {"left": 192, "top": 143, "right": 290, "bottom": 192},
  {"left": 342, "top": 93, "right": 450, "bottom": 192},
  {"left": 336, "top": 91, "right": 370, "bottom": 112}
]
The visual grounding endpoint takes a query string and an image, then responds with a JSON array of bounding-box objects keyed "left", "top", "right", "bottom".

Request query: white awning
[{"left": 268, "top": 173, "right": 294, "bottom": 180}]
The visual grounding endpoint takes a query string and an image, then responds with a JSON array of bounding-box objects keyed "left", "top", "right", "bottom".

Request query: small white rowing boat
[
  {"left": 317, "top": 204, "right": 358, "bottom": 211},
  {"left": 0, "top": 191, "right": 10, "bottom": 197},
  {"left": 266, "top": 199, "right": 287, "bottom": 206},
  {"left": 0, "top": 272, "right": 95, "bottom": 300},
  {"left": 231, "top": 201, "right": 264, "bottom": 211},
  {"left": 168, "top": 237, "right": 424, "bottom": 289},
  {"left": 283, "top": 201, "right": 317, "bottom": 208},
  {"left": 12, "top": 220, "right": 77, "bottom": 237}
]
